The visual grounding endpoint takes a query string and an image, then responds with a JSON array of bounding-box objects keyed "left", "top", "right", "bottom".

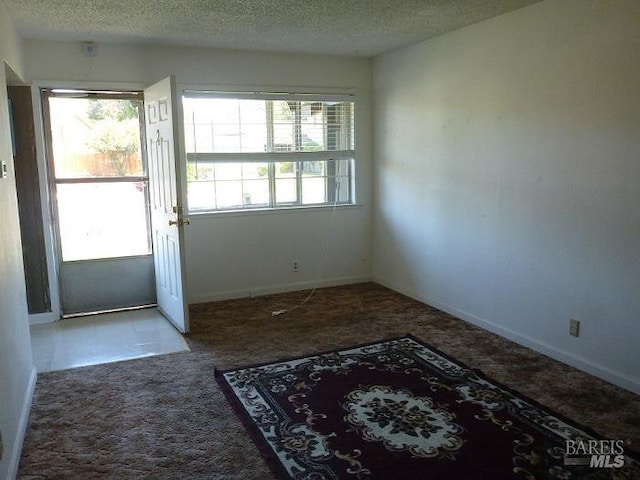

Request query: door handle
[{"left": 169, "top": 218, "right": 190, "bottom": 227}]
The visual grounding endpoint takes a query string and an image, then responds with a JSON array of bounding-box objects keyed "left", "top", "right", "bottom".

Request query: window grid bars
[{"left": 183, "top": 97, "right": 354, "bottom": 212}]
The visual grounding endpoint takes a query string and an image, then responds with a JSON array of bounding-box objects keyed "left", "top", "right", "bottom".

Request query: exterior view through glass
[
  {"left": 182, "top": 95, "right": 355, "bottom": 212},
  {"left": 45, "top": 92, "right": 151, "bottom": 261}
]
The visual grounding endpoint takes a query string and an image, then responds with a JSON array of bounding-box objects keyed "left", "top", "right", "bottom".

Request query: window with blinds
[{"left": 182, "top": 93, "right": 355, "bottom": 212}]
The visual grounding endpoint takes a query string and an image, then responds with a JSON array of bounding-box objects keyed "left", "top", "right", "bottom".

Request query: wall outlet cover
[{"left": 569, "top": 319, "right": 581, "bottom": 337}]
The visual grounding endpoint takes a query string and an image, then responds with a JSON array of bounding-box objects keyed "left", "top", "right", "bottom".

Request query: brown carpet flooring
[{"left": 18, "top": 283, "right": 640, "bottom": 479}]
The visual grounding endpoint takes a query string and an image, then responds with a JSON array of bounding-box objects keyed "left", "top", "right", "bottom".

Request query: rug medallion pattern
[{"left": 217, "top": 336, "right": 640, "bottom": 479}]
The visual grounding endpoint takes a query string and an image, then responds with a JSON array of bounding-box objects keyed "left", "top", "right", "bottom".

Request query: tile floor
[{"left": 30, "top": 308, "right": 190, "bottom": 373}]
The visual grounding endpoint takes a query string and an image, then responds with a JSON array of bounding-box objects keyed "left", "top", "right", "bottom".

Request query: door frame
[
  {"left": 40, "top": 88, "right": 157, "bottom": 317},
  {"left": 29, "top": 80, "right": 189, "bottom": 325},
  {"left": 8, "top": 85, "right": 51, "bottom": 315}
]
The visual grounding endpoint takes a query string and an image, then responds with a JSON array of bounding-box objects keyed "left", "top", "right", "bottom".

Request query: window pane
[
  {"left": 216, "top": 180, "right": 243, "bottom": 209},
  {"left": 183, "top": 96, "right": 354, "bottom": 154},
  {"left": 301, "top": 160, "right": 326, "bottom": 204},
  {"left": 336, "top": 176, "right": 351, "bottom": 202},
  {"left": 302, "top": 161, "right": 324, "bottom": 176},
  {"left": 215, "top": 163, "right": 242, "bottom": 180},
  {"left": 242, "top": 162, "right": 268, "bottom": 180},
  {"left": 300, "top": 102, "right": 325, "bottom": 151},
  {"left": 183, "top": 98, "right": 267, "bottom": 153},
  {"left": 271, "top": 100, "right": 354, "bottom": 153},
  {"left": 325, "top": 102, "right": 354, "bottom": 151},
  {"left": 57, "top": 182, "right": 150, "bottom": 261},
  {"left": 272, "top": 101, "right": 295, "bottom": 151},
  {"left": 187, "top": 162, "right": 214, "bottom": 181},
  {"left": 276, "top": 179, "right": 297, "bottom": 204},
  {"left": 48, "top": 97, "right": 144, "bottom": 178},
  {"left": 188, "top": 180, "right": 216, "bottom": 211},
  {"left": 241, "top": 163, "right": 270, "bottom": 207},
  {"left": 187, "top": 162, "right": 271, "bottom": 210},
  {"left": 333, "top": 159, "right": 352, "bottom": 203},
  {"left": 275, "top": 161, "right": 296, "bottom": 178},
  {"left": 242, "top": 179, "right": 270, "bottom": 207},
  {"left": 302, "top": 177, "right": 326, "bottom": 204},
  {"left": 301, "top": 101, "right": 354, "bottom": 152}
]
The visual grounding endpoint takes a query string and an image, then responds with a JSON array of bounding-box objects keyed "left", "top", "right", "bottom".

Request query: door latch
[
  {"left": 169, "top": 218, "right": 190, "bottom": 227},
  {"left": 169, "top": 206, "right": 189, "bottom": 226}
]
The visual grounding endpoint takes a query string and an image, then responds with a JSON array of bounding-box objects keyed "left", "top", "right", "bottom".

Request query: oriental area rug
[{"left": 216, "top": 335, "right": 640, "bottom": 479}]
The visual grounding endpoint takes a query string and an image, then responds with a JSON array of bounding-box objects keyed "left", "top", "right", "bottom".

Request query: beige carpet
[{"left": 18, "top": 283, "right": 640, "bottom": 479}]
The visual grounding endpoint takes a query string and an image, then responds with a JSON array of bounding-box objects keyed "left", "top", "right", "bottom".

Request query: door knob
[{"left": 169, "top": 218, "right": 190, "bottom": 227}]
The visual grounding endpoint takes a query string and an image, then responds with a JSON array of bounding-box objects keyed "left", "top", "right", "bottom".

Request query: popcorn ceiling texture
[{"left": 2, "top": 0, "right": 540, "bottom": 56}]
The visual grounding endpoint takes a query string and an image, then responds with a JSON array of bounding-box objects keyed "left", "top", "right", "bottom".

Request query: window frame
[
  {"left": 41, "top": 88, "right": 153, "bottom": 262},
  {"left": 182, "top": 91, "right": 356, "bottom": 213}
]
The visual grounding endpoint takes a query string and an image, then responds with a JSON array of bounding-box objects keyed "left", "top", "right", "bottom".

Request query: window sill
[{"left": 188, "top": 203, "right": 364, "bottom": 220}]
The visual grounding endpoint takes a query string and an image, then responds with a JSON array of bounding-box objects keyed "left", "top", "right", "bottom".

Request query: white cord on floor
[{"left": 271, "top": 167, "right": 342, "bottom": 317}]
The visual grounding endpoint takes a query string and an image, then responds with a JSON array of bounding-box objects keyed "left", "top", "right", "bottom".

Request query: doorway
[{"left": 42, "top": 89, "right": 156, "bottom": 316}]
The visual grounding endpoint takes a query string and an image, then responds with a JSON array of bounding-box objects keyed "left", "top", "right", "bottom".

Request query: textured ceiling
[{"left": 2, "top": 0, "right": 541, "bottom": 57}]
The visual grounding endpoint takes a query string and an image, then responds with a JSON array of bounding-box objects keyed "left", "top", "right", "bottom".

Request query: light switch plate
[{"left": 1, "top": 160, "right": 7, "bottom": 179}]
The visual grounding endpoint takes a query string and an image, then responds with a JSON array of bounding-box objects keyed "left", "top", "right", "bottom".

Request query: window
[
  {"left": 182, "top": 93, "right": 355, "bottom": 212},
  {"left": 43, "top": 90, "right": 151, "bottom": 261}
]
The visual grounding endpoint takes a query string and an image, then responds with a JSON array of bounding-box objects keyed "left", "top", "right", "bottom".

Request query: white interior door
[{"left": 144, "top": 76, "right": 189, "bottom": 333}]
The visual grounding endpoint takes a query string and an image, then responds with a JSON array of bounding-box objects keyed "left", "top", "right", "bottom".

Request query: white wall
[
  {"left": 0, "top": 5, "right": 37, "bottom": 479},
  {"left": 373, "top": 0, "right": 640, "bottom": 393},
  {"left": 24, "top": 41, "right": 373, "bottom": 306}
]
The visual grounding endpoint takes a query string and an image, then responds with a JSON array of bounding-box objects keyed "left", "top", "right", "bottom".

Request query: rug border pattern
[{"left": 215, "top": 334, "right": 639, "bottom": 479}]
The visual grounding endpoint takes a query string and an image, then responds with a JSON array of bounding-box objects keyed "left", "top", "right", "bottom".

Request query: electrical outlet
[
  {"left": 292, "top": 260, "right": 299, "bottom": 272},
  {"left": 569, "top": 319, "right": 580, "bottom": 337}
]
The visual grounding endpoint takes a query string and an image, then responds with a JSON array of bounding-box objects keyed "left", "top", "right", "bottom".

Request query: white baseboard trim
[
  {"left": 188, "top": 275, "right": 372, "bottom": 305},
  {"left": 6, "top": 366, "right": 37, "bottom": 480},
  {"left": 373, "top": 276, "right": 640, "bottom": 395}
]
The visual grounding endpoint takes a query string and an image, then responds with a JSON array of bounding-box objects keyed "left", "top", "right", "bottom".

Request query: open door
[{"left": 144, "top": 76, "right": 189, "bottom": 332}]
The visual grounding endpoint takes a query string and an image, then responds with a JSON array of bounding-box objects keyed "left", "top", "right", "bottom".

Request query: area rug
[{"left": 216, "top": 335, "right": 640, "bottom": 479}]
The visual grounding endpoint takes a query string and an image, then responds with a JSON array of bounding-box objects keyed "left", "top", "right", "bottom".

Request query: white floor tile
[{"left": 30, "top": 308, "right": 190, "bottom": 373}]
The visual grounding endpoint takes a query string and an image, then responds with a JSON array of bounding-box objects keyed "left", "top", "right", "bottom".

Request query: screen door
[{"left": 43, "top": 89, "right": 156, "bottom": 315}]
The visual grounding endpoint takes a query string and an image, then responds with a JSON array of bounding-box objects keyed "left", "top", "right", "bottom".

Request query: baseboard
[
  {"left": 373, "top": 275, "right": 640, "bottom": 395},
  {"left": 29, "top": 311, "right": 59, "bottom": 325},
  {"left": 6, "top": 366, "right": 37, "bottom": 480},
  {"left": 188, "top": 275, "right": 372, "bottom": 305}
]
